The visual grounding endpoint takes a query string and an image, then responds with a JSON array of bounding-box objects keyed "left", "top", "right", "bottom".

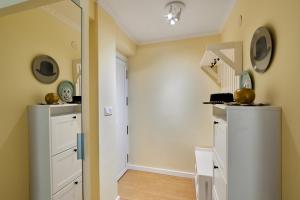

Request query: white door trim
[
  {"left": 117, "top": 51, "right": 128, "bottom": 62},
  {"left": 116, "top": 167, "right": 128, "bottom": 181}
]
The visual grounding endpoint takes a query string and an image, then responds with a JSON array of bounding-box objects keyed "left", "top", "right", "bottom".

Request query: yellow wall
[
  {"left": 221, "top": 0, "right": 300, "bottom": 199},
  {"left": 116, "top": 27, "right": 136, "bottom": 57},
  {"left": 0, "top": 8, "right": 80, "bottom": 200},
  {"left": 96, "top": 5, "right": 136, "bottom": 200},
  {"left": 128, "top": 35, "right": 220, "bottom": 172}
]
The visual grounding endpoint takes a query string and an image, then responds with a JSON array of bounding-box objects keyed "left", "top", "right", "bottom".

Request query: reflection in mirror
[
  {"left": 0, "top": 1, "right": 82, "bottom": 199},
  {"left": 0, "top": 0, "right": 27, "bottom": 9},
  {"left": 73, "top": 59, "right": 82, "bottom": 96}
]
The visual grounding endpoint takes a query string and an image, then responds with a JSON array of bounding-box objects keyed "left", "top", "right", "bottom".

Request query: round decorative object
[
  {"left": 45, "top": 93, "right": 60, "bottom": 104},
  {"left": 57, "top": 81, "right": 75, "bottom": 103},
  {"left": 32, "top": 55, "right": 59, "bottom": 84},
  {"left": 240, "top": 71, "right": 253, "bottom": 89},
  {"left": 250, "top": 27, "right": 273, "bottom": 73},
  {"left": 234, "top": 88, "right": 256, "bottom": 104}
]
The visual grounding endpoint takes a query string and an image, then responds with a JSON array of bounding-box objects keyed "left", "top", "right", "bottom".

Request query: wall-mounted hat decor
[
  {"left": 250, "top": 26, "right": 273, "bottom": 73},
  {"left": 32, "top": 55, "right": 59, "bottom": 84}
]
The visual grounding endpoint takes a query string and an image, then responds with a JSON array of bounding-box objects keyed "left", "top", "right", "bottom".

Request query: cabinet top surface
[
  {"left": 213, "top": 104, "right": 281, "bottom": 111},
  {"left": 28, "top": 104, "right": 81, "bottom": 108}
]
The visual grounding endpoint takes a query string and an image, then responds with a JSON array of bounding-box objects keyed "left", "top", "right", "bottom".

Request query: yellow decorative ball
[
  {"left": 45, "top": 93, "right": 60, "bottom": 104},
  {"left": 234, "top": 88, "right": 255, "bottom": 104}
]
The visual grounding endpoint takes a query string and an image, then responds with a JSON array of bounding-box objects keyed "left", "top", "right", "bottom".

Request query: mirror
[
  {"left": 250, "top": 26, "right": 273, "bottom": 73},
  {"left": 0, "top": 0, "right": 27, "bottom": 9},
  {"left": 0, "top": 1, "right": 82, "bottom": 199}
]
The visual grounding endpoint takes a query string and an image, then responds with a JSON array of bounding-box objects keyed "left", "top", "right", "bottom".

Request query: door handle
[
  {"left": 214, "top": 165, "right": 219, "bottom": 169},
  {"left": 214, "top": 121, "right": 219, "bottom": 125}
]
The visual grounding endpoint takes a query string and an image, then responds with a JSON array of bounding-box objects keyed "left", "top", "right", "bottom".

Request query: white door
[{"left": 116, "top": 56, "right": 129, "bottom": 180}]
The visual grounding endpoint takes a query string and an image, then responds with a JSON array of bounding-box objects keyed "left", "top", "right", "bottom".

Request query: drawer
[
  {"left": 213, "top": 158, "right": 227, "bottom": 200},
  {"left": 213, "top": 153, "right": 227, "bottom": 181},
  {"left": 52, "top": 176, "right": 82, "bottom": 200},
  {"left": 52, "top": 147, "right": 82, "bottom": 194},
  {"left": 51, "top": 114, "right": 81, "bottom": 155},
  {"left": 213, "top": 119, "right": 227, "bottom": 169}
]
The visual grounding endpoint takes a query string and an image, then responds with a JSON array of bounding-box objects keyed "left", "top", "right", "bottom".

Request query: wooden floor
[{"left": 118, "top": 170, "right": 196, "bottom": 200}]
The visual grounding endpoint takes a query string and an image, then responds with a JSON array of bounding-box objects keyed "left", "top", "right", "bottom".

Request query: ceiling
[{"left": 98, "top": 0, "right": 236, "bottom": 44}]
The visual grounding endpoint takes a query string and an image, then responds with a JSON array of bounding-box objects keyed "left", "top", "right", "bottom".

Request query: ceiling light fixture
[{"left": 165, "top": 1, "right": 185, "bottom": 26}]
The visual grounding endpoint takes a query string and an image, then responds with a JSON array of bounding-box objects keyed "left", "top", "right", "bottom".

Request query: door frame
[{"left": 0, "top": 1, "right": 91, "bottom": 199}]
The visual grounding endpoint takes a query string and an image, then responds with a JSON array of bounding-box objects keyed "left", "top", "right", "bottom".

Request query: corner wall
[
  {"left": 96, "top": 5, "right": 136, "bottom": 200},
  {"left": 128, "top": 35, "right": 220, "bottom": 173},
  {"left": 221, "top": 0, "right": 300, "bottom": 199}
]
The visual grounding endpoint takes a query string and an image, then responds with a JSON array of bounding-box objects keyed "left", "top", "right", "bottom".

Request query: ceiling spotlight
[{"left": 165, "top": 1, "right": 185, "bottom": 26}]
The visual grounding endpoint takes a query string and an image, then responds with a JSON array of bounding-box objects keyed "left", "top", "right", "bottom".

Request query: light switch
[{"left": 104, "top": 106, "right": 113, "bottom": 116}]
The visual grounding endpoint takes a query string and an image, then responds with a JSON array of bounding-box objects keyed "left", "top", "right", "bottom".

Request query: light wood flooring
[{"left": 118, "top": 170, "right": 196, "bottom": 200}]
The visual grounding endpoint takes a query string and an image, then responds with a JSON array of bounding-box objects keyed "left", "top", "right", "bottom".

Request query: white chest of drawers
[
  {"left": 28, "top": 104, "right": 83, "bottom": 200},
  {"left": 212, "top": 105, "right": 281, "bottom": 200}
]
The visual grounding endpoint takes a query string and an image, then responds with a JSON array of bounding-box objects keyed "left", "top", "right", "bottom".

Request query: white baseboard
[
  {"left": 127, "top": 163, "right": 194, "bottom": 179},
  {"left": 115, "top": 196, "right": 120, "bottom": 200},
  {"left": 116, "top": 167, "right": 128, "bottom": 181}
]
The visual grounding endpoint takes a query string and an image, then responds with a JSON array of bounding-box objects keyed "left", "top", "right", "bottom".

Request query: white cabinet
[
  {"left": 28, "top": 104, "right": 83, "bottom": 200},
  {"left": 212, "top": 105, "right": 281, "bottom": 200}
]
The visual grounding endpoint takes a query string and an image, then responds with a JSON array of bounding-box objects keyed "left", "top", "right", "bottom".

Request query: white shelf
[
  {"left": 207, "top": 41, "right": 243, "bottom": 75},
  {"left": 200, "top": 41, "right": 243, "bottom": 86},
  {"left": 201, "top": 65, "right": 221, "bottom": 87},
  {"left": 200, "top": 51, "right": 221, "bottom": 86}
]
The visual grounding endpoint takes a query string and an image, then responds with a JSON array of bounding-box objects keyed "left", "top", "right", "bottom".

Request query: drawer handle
[
  {"left": 74, "top": 181, "right": 78, "bottom": 185},
  {"left": 73, "top": 149, "right": 77, "bottom": 152},
  {"left": 72, "top": 116, "right": 77, "bottom": 119},
  {"left": 214, "top": 165, "right": 219, "bottom": 169},
  {"left": 214, "top": 121, "right": 219, "bottom": 125}
]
